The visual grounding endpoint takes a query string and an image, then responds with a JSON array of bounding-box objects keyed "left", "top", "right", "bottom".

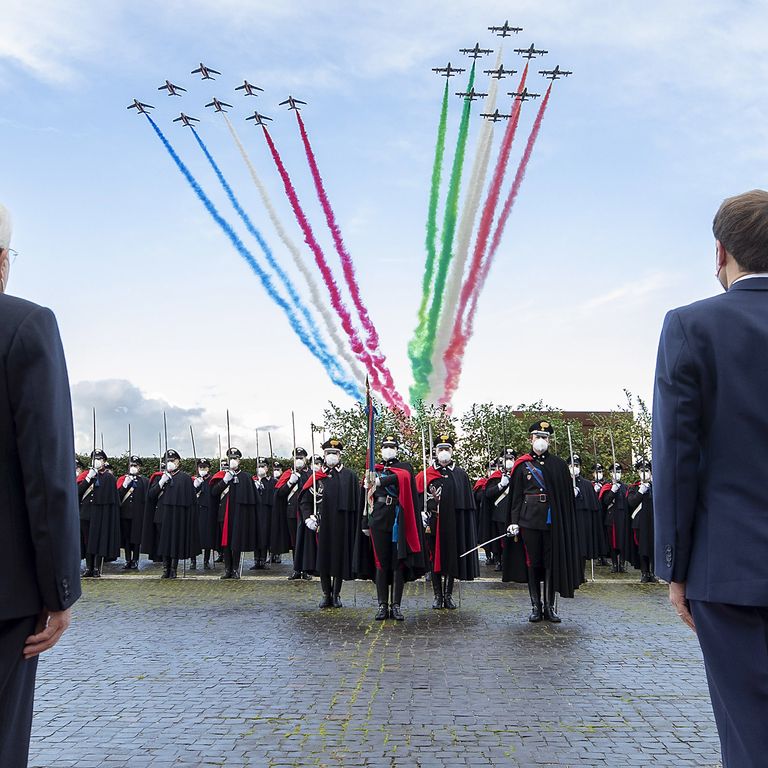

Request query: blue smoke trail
[
  {"left": 189, "top": 127, "right": 349, "bottom": 383},
  {"left": 145, "top": 115, "right": 362, "bottom": 400}
]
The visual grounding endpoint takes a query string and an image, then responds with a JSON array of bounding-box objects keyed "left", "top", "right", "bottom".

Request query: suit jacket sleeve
[
  {"left": 652, "top": 309, "right": 702, "bottom": 583},
  {"left": 8, "top": 306, "right": 82, "bottom": 611}
]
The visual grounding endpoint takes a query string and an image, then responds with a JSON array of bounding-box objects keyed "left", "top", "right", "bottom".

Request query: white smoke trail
[
  {"left": 428, "top": 48, "right": 504, "bottom": 402},
  {"left": 223, "top": 115, "right": 367, "bottom": 385}
]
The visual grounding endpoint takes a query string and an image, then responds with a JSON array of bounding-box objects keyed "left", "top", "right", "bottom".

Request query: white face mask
[
  {"left": 382, "top": 447, "right": 397, "bottom": 461},
  {"left": 294, "top": 458, "right": 306, "bottom": 470},
  {"left": 437, "top": 450, "right": 452, "bottom": 465},
  {"left": 94, "top": 458, "right": 105, "bottom": 470},
  {"left": 228, "top": 459, "right": 240, "bottom": 471},
  {"left": 129, "top": 465, "right": 140, "bottom": 475},
  {"left": 532, "top": 438, "right": 548, "bottom": 454},
  {"left": 273, "top": 470, "right": 282, "bottom": 479},
  {"left": 613, "top": 472, "right": 622, "bottom": 482},
  {"left": 596, "top": 472, "right": 604, "bottom": 482},
  {"left": 257, "top": 467, "right": 267, "bottom": 478},
  {"left": 166, "top": 461, "right": 178, "bottom": 473},
  {"left": 504, "top": 458, "right": 514, "bottom": 470},
  {"left": 325, "top": 452, "right": 340, "bottom": 467},
  {"left": 199, "top": 468, "right": 209, "bottom": 478},
  {"left": 571, "top": 466, "right": 580, "bottom": 477},
  {"left": 313, "top": 462, "right": 323, "bottom": 472}
]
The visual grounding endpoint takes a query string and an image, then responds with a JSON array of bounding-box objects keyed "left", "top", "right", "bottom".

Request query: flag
[{"left": 365, "top": 377, "right": 377, "bottom": 514}]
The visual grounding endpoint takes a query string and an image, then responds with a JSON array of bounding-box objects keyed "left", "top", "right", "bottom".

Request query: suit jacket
[
  {"left": 653, "top": 276, "right": 768, "bottom": 605},
  {"left": 0, "top": 294, "right": 82, "bottom": 620}
]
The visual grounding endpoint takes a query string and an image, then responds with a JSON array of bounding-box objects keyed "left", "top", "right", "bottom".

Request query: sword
[
  {"left": 609, "top": 423, "right": 618, "bottom": 482},
  {"left": 461, "top": 532, "right": 508, "bottom": 559},
  {"left": 567, "top": 424, "right": 577, "bottom": 494},
  {"left": 310, "top": 423, "right": 318, "bottom": 528}
]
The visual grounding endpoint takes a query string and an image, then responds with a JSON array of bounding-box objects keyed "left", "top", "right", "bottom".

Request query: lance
[
  {"left": 255, "top": 430, "right": 260, "bottom": 464},
  {"left": 218, "top": 434, "right": 223, "bottom": 471},
  {"left": 310, "top": 422, "right": 318, "bottom": 526},
  {"left": 92, "top": 407, "right": 97, "bottom": 468},
  {"left": 566, "top": 424, "right": 577, "bottom": 494},
  {"left": 163, "top": 411, "right": 169, "bottom": 459},
  {"left": 128, "top": 423, "right": 132, "bottom": 462},
  {"left": 461, "top": 532, "right": 508, "bottom": 559},
  {"left": 420, "top": 426, "right": 428, "bottom": 525},
  {"left": 158, "top": 433, "right": 162, "bottom": 471},
  {"left": 609, "top": 423, "right": 618, "bottom": 482},
  {"left": 268, "top": 432, "right": 274, "bottom": 476},
  {"left": 291, "top": 411, "right": 297, "bottom": 465},
  {"left": 226, "top": 409, "right": 232, "bottom": 454},
  {"left": 101, "top": 432, "right": 105, "bottom": 453},
  {"left": 190, "top": 425, "right": 198, "bottom": 465}
]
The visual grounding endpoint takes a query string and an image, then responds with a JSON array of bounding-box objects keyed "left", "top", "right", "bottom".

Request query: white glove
[
  {"left": 86, "top": 468, "right": 97, "bottom": 481},
  {"left": 374, "top": 476, "right": 381, "bottom": 488},
  {"left": 593, "top": 482, "right": 601, "bottom": 493},
  {"left": 498, "top": 474, "right": 510, "bottom": 489},
  {"left": 639, "top": 483, "right": 650, "bottom": 494},
  {"left": 362, "top": 527, "right": 370, "bottom": 537},
  {"left": 288, "top": 472, "right": 300, "bottom": 486},
  {"left": 223, "top": 470, "right": 234, "bottom": 484},
  {"left": 574, "top": 486, "right": 580, "bottom": 497},
  {"left": 611, "top": 483, "right": 620, "bottom": 493},
  {"left": 159, "top": 472, "right": 172, "bottom": 488},
  {"left": 254, "top": 479, "right": 264, "bottom": 490},
  {"left": 193, "top": 476, "right": 204, "bottom": 488},
  {"left": 123, "top": 476, "right": 134, "bottom": 489},
  {"left": 506, "top": 523, "right": 520, "bottom": 537},
  {"left": 421, "top": 510, "right": 429, "bottom": 528},
  {"left": 305, "top": 515, "right": 319, "bottom": 531}
]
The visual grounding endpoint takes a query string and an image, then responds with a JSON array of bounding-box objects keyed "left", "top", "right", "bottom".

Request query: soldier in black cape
[
  {"left": 599, "top": 462, "right": 633, "bottom": 573},
  {"left": 591, "top": 462, "right": 610, "bottom": 565},
  {"left": 269, "top": 461, "right": 283, "bottom": 563},
  {"left": 353, "top": 436, "right": 426, "bottom": 621},
  {"left": 273, "top": 448, "right": 311, "bottom": 579},
  {"left": 627, "top": 459, "right": 658, "bottom": 583},
  {"left": 249, "top": 457, "right": 273, "bottom": 570},
  {"left": 484, "top": 449, "right": 517, "bottom": 573},
  {"left": 568, "top": 454, "right": 605, "bottom": 575},
  {"left": 306, "top": 438, "right": 359, "bottom": 609},
  {"left": 116, "top": 455, "right": 149, "bottom": 571},
  {"left": 146, "top": 449, "right": 198, "bottom": 579},
  {"left": 192, "top": 458, "right": 217, "bottom": 570},
  {"left": 77, "top": 449, "right": 120, "bottom": 578},
  {"left": 292, "top": 454, "right": 324, "bottom": 578},
  {"left": 473, "top": 466, "right": 494, "bottom": 566},
  {"left": 416, "top": 434, "right": 479, "bottom": 610},
  {"left": 506, "top": 421, "right": 583, "bottom": 622},
  {"left": 209, "top": 447, "right": 258, "bottom": 580}
]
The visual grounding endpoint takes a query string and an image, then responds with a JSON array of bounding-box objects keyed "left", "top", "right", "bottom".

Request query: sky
[{"left": 3, "top": 0, "right": 768, "bottom": 458}]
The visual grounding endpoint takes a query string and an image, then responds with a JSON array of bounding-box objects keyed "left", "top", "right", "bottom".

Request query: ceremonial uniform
[
  {"left": 626, "top": 460, "right": 657, "bottom": 582},
  {"left": 210, "top": 447, "right": 258, "bottom": 579},
  {"left": 193, "top": 460, "right": 217, "bottom": 570},
  {"left": 484, "top": 450, "right": 518, "bottom": 572},
  {"left": 354, "top": 437, "right": 426, "bottom": 621},
  {"left": 569, "top": 455, "right": 605, "bottom": 572},
  {"left": 599, "top": 463, "right": 632, "bottom": 573},
  {"left": 116, "top": 456, "right": 149, "bottom": 570},
  {"left": 508, "top": 422, "right": 582, "bottom": 622},
  {"left": 250, "top": 459, "right": 273, "bottom": 569},
  {"left": 77, "top": 450, "right": 120, "bottom": 577},
  {"left": 272, "top": 449, "right": 310, "bottom": 572},
  {"left": 473, "top": 473, "right": 493, "bottom": 564}
]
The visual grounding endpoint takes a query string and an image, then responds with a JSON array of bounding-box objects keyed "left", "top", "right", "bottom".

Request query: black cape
[
  {"left": 316, "top": 465, "right": 359, "bottom": 579},
  {"left": 78, "top": 471, "right": 120, "bottom": 559},
  {"left": 574, "top": 475, "right": 606, "bottom": 560},
  {"left": 627, "top": 483, "right": 655, "bottom": 569},
  {"left": 118, "top": 474, "right": 149, "bottom": 547},
  {"left": 210, "top": 470, "right": 258, "bottom": 553},
  {"left": 146, "top": 471, "right": 199, "bottom": 559}
]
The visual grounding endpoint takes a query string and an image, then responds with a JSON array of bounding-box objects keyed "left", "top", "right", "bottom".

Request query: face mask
[
  {"left": 571, "top": 466, "right": 580, "bottom": 477},
  {"left": 613, "top": 472, "right": 622, "bottom": 482},
  {"left": 382, "top": 447, "right": 397, "bottom": 461},
  {"left": 129, "top": 465, "right": 139, "bottom": 475},
  {"left": 257, "top": 467, "right": 267, "bottom": 478},
  {"left": 596, "top": 472, "right": 604, "bottom": 481},
  {"left": 94, "top": 458, "right": 104, "bottom": 470},
  {"left": 199, "top": 468, "right": 209, "bottom": 478},
  {"left": 166, "top": 461, "right": 178, "bottom": 472},
  {"left": 229, "top": 459, "right": 240, "bottom": 471},
  {"left": 325, "top": 453, "right": 340, "bottom": 467},
  {"left": 313, "top": 462, "right": 323, "bottom": 472},
  {"left": 273, "top": 470, "right": 282, "bottom": 479},
  {"left": 532, "top": 438, "right": 548, "bottom": 454},
  {"left": 294, "top": 458, "right": 306, "bottom": 470},
  {"left": 437, "top": 450, "right": 452, "bottom": 465},
  {"left": 504, "top": 459, "right": 514, "bottom": 470}
]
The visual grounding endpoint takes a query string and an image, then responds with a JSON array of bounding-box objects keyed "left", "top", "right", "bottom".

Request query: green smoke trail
[
  {"left": 410, "top": 63, "right": 476, "bottom": 405},
  {"left": 407, "top": 78, "right": 450, "bottom": 378}
]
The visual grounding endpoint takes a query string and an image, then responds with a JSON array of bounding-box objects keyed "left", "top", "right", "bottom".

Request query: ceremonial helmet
[
  {"left": 129, "top": 455, "right": 143, "bottom": 467},
  {"left": 164, "top": 449, "right": 181, "bottom": 462},
  {"left": 433, "top": 433, "right": 455, "bottom": 449},
  {"left": 292, "top": 447, "right": 308, "bottom": 459},
  {"left": 226, "top": 447, "right": 242, "bottom": 460},
  {"left": 322, "top": 437, "right": 344, "bottom": 451},
  {"left": 528, "top": 420, "right": 554, "bottom": 436},
  {"left": 381, "top": 435, "right": 399, "bottom": 449},
  {"left": 567, "top": 453, "right": 581, "bottom": 466}
]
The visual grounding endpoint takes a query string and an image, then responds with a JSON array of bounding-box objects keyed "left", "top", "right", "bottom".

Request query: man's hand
[
  {"left": 498, "top": 474, "right": 510, "bottom": 489},
  {"left": 24, "top": 608, "right": 72, "bottom": 659},
  {"left": 86, "top": 468, "right": 97, "bottom": 481},
  {"left": 288, "top": 472, "right": 300, "bottom": 486},
  {"left": 158, "top": 472, "right": 172, "bottom": 488},
  {"left": 506, "top": 523, "right": 520, "bottom": 538},
  {"left": 123, "top": 476, "right": 134, "bottom": 489},
  {"left": 611, "top": 483, "right": 620, "bottom": 493},
  {"left": 669, "top": 581, "right": 696, "bottom": 632},
  {"left": 574, "top": 486, "right": 580, "bottom": 497},
  {"left": 193, "top": 476, "right": 204, "bottom": 489},
  {"left": 305, "top": 515, "right": 319, "bottom": 531},
  {"left": 639, "top": 483, "right": 650, "bottom": 494},
  {"left": 362, "top": 527, "right": 370, "bottom": 537},
  {"left": 421, "top": 510, "right": 429, "bottom": 528},
  {"left": 222, "top": 470, "right": 234, "bottom": 484}
]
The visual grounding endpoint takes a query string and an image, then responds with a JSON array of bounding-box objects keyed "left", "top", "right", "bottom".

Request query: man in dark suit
[
  {"left": 653, "top": 189, "right": 768, "bottom": 768},
  {"left": 0, "top": 203, "right": 82, "bottom": 767}
]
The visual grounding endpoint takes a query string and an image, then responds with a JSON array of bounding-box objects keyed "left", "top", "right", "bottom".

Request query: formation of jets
[
  {"left": 205, "top": 97, "right": 233, "bottom": 113},
  {"left": 235, "top": 80, "right": 264, "bottom": 96},
  {"left": 432, "top": 62, "right": 466, "bottom": 78},
  {"left": 480, "top": 109, "right": 511, "bottom": 123},
  {"left": 191, "top": 62, "right": 221, "bottom": 80},
  {"left": 488, "top": 20, "right": 523, "bottom": 37},
  {"left": 539, "top": 65, "right": 572, "bottom": 81},
  {"left": 456, "top": 87, "right": 488, "bottom": 102},
  {"left": 509, "top": 87, "right": 541, "bottom": 102},
  {"left": 246, "top": 111, "right": 273, "bottom": 126},
  {"left": 127, "top": 99, "right": 154, "bottom": 114},
  {"left": 158, "top": 80, "right": 186, "bottom": 96},
  {"left": 514, "top": 43, "right": 548, "bottom": 60},
  {"left": 279, "top": 96, "right": 306, "bottom": 111},
  {"left": 484, "top": 65, "right": 517, "bottom": 80},
  {"left": 460, "top": 43, "right": 494, "bottom": 60},
  {"left": 173, "top": 113, "right": 199, "bottom": 127}
]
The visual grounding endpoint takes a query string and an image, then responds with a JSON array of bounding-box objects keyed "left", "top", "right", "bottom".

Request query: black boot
[
  {"left": 288, "top": 570, "right": 302, "bottom": 580},
  {"left": 221, "top": 549, "right": 233, "bottom": 579},
  {"left": 375, "top": 570, "right": 389, "bottom": 619},
  {"left": 543, "top": 571, "right": 561, "bottom": 623},
  {"left": 332, "top": 577, "right": 343, "bottom": 608},
  {"left": 432, "top": 571, "right": 444, "bottom": 609},
  {"left": 169, "top": 559, "right": 179, "bottom": 579},
  {"left": 443, "top": 575, "right": 457, "bottom": 610},
  {"left": 527, "top": 571, "right": 543, "bottom": 622},
  {"left": 161, "top": 558, "right": 171, "bottom": 579},
  {"left": 390, "top": 604, "right": 404, "bottom": 621},
  {"left": 390, "top": 570, "right": 404, "bottom": 619},
  {"left": 231, "top": 552, "right": 241, "bottom": 579},
  {"left": 272, "top": 553, "right": 282, "bottom": 564},
  {"left": 83, "top": 555, "right": 95, "bottom": 578},
  {"left": 375, "top": 603, "right": 388, "bottom": 620},
  {"left": 190, "top": 557, "right": 197, "bottom": 571},
  {"left": 610, "top": 553, "right": 619, "bottom": 573},
  {"left": 319, "top": 574, "right": 332, "bottom": 608}
]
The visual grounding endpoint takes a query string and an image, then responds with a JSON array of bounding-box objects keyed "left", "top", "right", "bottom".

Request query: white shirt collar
[{"left": 732, "top": 273, "right": 768, "bottom": 285}]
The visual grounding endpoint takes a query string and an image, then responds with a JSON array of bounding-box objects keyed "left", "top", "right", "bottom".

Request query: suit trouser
[
  {"left": 0, "top": 615, "right": 39, "bottom": 768},
  {"left": 689, "top": 600, "right": 768, "bottom": 768}
]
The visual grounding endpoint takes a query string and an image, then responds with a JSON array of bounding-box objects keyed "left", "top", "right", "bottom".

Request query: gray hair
[{"left": 0, "top": 203, "right": 11, "bottom": 251}]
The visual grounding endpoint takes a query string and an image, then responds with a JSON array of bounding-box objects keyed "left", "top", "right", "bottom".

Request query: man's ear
[{"left": 715, "top": 240, "right": 727, "bottom": 270}]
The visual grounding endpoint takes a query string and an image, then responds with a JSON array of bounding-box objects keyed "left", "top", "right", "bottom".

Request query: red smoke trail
[
  {"left": 261, "top": 125, "right": 399, "bottom": 411},
  {"left": 293, "top": 112, "right": 409, "bottom": 414},
  {"left": 441, "top": 84, "right": 553, "bottom": 403}
]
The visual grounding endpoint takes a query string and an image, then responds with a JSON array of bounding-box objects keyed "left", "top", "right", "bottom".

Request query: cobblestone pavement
[{"left": 28, "top": 557, "right": 721, "bottom": 767}]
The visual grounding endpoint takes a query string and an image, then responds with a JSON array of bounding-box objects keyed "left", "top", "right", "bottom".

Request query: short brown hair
[{"left": 713, "top": 190, "right": 768, "bottom": 272}]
